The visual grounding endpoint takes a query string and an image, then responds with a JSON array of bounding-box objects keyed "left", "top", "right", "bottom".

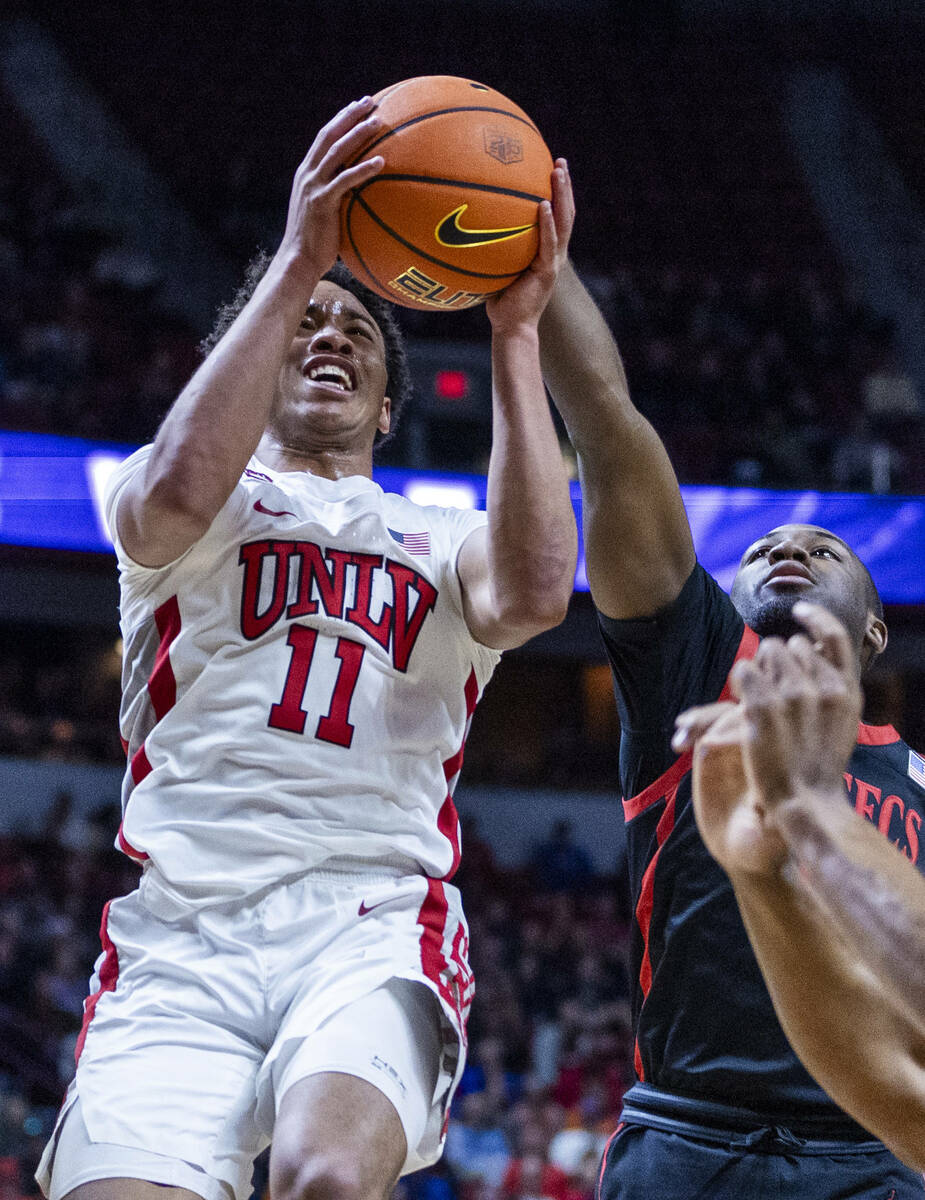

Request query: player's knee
[{"left": 271, "top": 1152, "right": 391, "bottom": 1200}]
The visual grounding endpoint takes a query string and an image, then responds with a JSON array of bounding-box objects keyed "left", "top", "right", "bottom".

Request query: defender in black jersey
[
  {"left": 537, "top": 245, "right": 925, "bottom": 1198},
  {"left": 675, "top": 598, "right": 925, "bottom": 1171}
]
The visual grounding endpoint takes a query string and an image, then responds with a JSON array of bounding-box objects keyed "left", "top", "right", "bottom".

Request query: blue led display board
[{"left": 2, "top": 430, "right": 923, "bottom": 603}]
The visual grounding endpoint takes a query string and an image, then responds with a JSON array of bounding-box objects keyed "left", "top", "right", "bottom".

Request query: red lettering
[
  {"left": 843, "top": 772, "right": 853, "bottom": 791},
  {"left": 905, "top": 809, "right": 922, "bottom": 863},
  {"left": 269, "top": 626, "right": 366, "bottom": 745},
  {"left": 878, "top": 794, "right": 905, "bottom": 844},
  {"left": 387, "top": 560, "right": 439, "bottom": 672},
  {"left": 316, "top": 637, "right": 365, "bottom": 748},
  {"left": 268, "top": 625, "right": 317, "bottom": 733},
  {"left": 345, "top": 553, "right": 392, "bottom": 649},
  {"left": 287, "top": 543, "right": 350, "bottom": 620},
  {"left": 239, "top": 541, "right": 296, "bottom": 640},
  {"left": 854, "top": 779, "right": 881, "bottom": 822}
]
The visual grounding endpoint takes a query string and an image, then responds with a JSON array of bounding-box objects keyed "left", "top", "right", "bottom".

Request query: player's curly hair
[{"left": 199, "top": 252, "right": 411, "bottom": 446}]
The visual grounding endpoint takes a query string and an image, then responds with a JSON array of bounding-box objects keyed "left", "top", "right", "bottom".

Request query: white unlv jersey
[{"left": 105, "top": 446, "right": 501, "bottom": 913}]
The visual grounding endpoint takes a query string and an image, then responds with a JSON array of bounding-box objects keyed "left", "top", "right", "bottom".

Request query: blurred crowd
[
  {"left": 0, "top": 628, "right": 124, "bottom": 768},
  {"left": 1, "top": 133, "right": 922, "bottom": 491},
  {"left": 0, "top": 815, "right": 631, "bottom": 1200}
]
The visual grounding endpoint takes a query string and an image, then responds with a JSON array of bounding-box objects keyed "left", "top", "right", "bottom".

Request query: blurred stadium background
[{"left": 0, "top": 1, "right": 924, "bottom": 1196}]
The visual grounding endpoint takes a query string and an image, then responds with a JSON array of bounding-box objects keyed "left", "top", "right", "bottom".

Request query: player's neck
[{"left": 256, "top": 435, "right": 374, "bottom": 481}]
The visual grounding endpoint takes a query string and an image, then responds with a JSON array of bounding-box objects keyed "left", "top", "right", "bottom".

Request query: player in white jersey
[{"left": 37, "top": 98, "right": 577, "bottom": 1200}]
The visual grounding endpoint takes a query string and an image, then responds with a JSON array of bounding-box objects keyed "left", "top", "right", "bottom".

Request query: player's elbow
[
  {"left": 497, "top": 586, "right": 572, "bottom": 645},
  {"left": 510, "top": 564, "right": 574, "bottom": 633}
]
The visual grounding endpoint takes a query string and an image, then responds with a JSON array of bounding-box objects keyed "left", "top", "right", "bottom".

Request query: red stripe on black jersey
[
  {"left": 622, "top": 625, "right": 758, "bottom": 823},
  {"left": 633, "top": 790, "right": 678, "bottom": 1081},
  {"left": 857, "top": 722, "right": 900, "bottom": 745}
]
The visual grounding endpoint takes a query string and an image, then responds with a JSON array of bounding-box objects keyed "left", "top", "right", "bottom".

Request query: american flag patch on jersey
[
  {"left": 388, "top": 528, "right": 430, "bottom": 555},
  {"left": 909, "top": 749, "right": 925, "bottom": 790}
]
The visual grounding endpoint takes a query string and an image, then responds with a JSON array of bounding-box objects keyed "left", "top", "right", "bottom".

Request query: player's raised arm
[
  {"left": 116, "top": 99, "right": 385, "bottom": 568},
  {"left": 537, "top": 167, "right": 694, "bottom": 620},
  {"left": 457, "top": 162, "right": 578, "bottom": 650},
  {"left": 676, "top": 605, "right": 925, "bottom": 1169}
]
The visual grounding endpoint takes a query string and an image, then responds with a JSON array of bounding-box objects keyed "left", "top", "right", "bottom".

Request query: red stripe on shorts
[
  {"left": 418, "top": 879, "right": 455, "bottom": 1013},
  {"left": 74, "top": 900, "right": 119, "bottom": 1064},
  {"left": 116, "top": 823, "right": 148, "bottom": 862},
  {"left": 597, "top": 1123, "right": 623, "bottom": 1200}
]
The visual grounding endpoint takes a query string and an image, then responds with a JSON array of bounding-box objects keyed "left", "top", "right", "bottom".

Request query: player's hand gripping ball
[{"left": 339, "top": 76, "right": 553, "bottom": 312}]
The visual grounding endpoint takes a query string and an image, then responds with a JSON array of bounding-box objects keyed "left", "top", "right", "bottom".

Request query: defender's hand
[
  {"left": 277, "top": 97, "right": 384, "bottom": 283},
  {"left": 675, "top": 604, "right": 863, "bottom": 879},
  {"left": 485, "top": 159, "right": 574, "bottom": 333},
  {"left": 727, "top": 603, "right": 862, "bottom": 808}
]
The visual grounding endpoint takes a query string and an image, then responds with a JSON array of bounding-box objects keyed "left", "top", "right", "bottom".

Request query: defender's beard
[{"left": 744, "top": 592, "right": 806, "bottom": 639}]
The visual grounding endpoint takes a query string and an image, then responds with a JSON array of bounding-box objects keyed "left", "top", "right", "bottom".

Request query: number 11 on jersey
[{"left": 268, "top": 624, "right": 365, "bottom": 748}]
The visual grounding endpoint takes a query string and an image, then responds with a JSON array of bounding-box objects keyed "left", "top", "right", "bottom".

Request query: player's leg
[
  {"left": 270, "top": 1072, "right": 407, "bottom": 1200},
  {"left": 60, "top": 1183, "right": 205, "bottom": 1200},
  {"left": 267, "top": 980, "right": 444, "bottom": 1200},
  {"left": 39, "top": 888, "right": 266, "bottom": 1200}
]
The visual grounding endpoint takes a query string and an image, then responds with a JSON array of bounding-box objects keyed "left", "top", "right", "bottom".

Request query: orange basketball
[{"left": 339, "top": 76, "right": 553, "bottom": 312}]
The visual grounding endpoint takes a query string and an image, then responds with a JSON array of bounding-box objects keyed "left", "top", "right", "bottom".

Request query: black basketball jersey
[{"left": 598, "top": 563, "right": 925, "bottom": 1131}]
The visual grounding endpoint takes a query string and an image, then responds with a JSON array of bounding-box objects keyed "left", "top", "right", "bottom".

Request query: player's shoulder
[
  {"left": 382, "top": 490, "right": 486, "bottom": 542},
  {"left": 854, "top": 726, "right": 925, "bottom": 794},
  {"left": 598, "top": 560, "right": 741, "bottom": 646}
]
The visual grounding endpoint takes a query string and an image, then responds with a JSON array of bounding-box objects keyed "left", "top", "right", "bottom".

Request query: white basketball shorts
[{"left": 36, "top": 862, "right": 473, "bottom": 1200}]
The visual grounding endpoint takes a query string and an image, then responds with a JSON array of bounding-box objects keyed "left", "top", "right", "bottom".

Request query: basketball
[{"left": 339, "top": 76, "right": 554, "bottom": 312}]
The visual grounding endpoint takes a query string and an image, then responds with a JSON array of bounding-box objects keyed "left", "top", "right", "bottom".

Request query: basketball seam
[
  {"left": 349, "top": 106, "right": 540, "bottom": 164},
  {"left": 356, "top": 174, "right": 547, "bottom": 204},
  {"left": 347, "top": 191, "right": 524, "bottom": 282},
  {"left": 343, "top": 192, "right": 393, "bottom": 295}
]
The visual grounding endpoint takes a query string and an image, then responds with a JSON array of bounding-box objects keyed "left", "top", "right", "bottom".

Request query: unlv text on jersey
[{"left": 238, "top": 538, "right": 438, "bottom": 672}]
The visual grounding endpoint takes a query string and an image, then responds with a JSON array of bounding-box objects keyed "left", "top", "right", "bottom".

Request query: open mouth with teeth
[{"left": 304, "top": 360, "right": 356, "bottom": 392}]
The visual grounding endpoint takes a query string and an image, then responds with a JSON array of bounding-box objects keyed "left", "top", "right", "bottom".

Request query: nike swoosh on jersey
[
  {"left": 358, "top": 898, "right": 393, "bottom": 916},
  {"left": 253, "top": 499, "right": 296, "bottom": 518},
  {"left": 434, "top": 204, "right": 535, "bottom": 248}
]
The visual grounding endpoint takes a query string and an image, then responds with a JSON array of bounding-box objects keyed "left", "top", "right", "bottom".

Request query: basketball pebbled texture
[{"left": 339, "top": 76, "right": 553, "bottom": 312}]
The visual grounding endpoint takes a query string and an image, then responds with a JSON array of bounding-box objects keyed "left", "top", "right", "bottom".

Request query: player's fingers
[
  {"left": 729, "top": 653, "right": 767, "bottom": 701},
  {"left": 751, "top": 636, "right": 790, "bottom": 684},
  {"left": 785, "top": 630, "right": 862, "bottom": 722},
  {"left": 672, "top": 702, "right": 739, "bottom": 752},
  {"left": 792, "top": 601, "right": 855, "bottom": 675},
  {"left": 320, "top": 154, "right": 384, "bottom": 202},
  {"left": 315, "top": 111, "right": 384, "bottom": 183},
  {"left": 785, "top": 633, "right": 833, "bottom": 682},
  {"left": 550, "top": 159, "right": 575, "bottom": 243},
  {"left": 303, "top": 97, "right": 376, "bottom": 169},
  {"left": 533, "top": 200, "right": 557, "bottom": 268}
]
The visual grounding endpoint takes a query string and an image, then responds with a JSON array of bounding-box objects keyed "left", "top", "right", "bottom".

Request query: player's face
[
  {"left": 730, "top": 524, "right": 886, "bottom": 667},
  {"left": 271, "top": 281, "right": 391, "bottom": 450}
]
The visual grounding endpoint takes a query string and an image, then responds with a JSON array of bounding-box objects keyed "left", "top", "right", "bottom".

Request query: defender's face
[
  {"left": 271, "top": 281, "right": 390, "bottom": 448},
  {"left": 730, "top": 524, "right": 875, "bottom": 653}
]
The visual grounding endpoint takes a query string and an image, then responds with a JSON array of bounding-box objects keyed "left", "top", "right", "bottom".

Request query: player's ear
[
  {"left": 862, "top": 611, "right": 888, "bottom": 664},
  {"left": 378, "top": 395, "right": 391, "bottom": 437}
]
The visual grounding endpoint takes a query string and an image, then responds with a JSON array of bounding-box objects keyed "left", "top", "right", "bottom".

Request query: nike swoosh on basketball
[
  {"left": 434, "top": 204, "right": 534, "bottom": 248},
  {"left": 358, "top": 898, "right": 393, "bottom": 916},
  {"left": 253, "top": 499, "right": 296, "bottom": 518}
]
